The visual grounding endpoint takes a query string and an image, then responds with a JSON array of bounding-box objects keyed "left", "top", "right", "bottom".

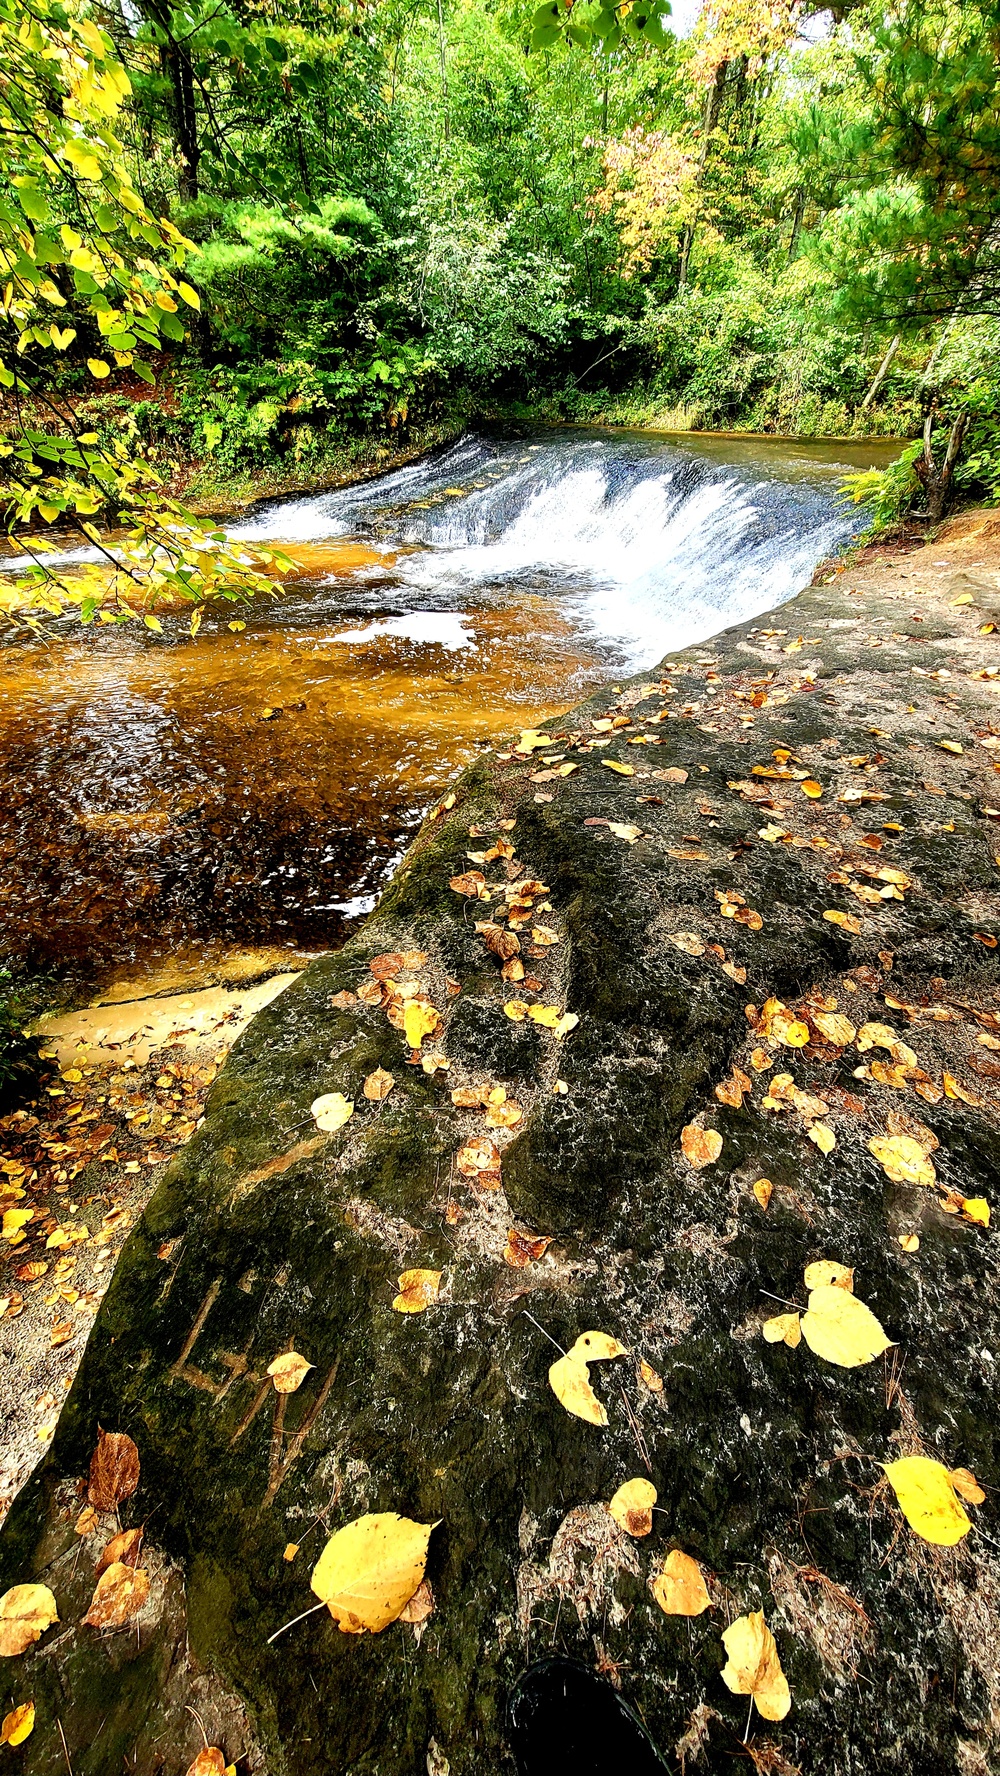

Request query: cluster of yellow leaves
[{"left": 763, "top": 1261, "right": 893, "bottom": 1368}]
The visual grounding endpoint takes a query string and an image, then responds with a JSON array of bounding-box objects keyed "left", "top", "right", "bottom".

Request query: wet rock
[{"left": 3, "top": 522, "right": 1000, "bottom": 1775}]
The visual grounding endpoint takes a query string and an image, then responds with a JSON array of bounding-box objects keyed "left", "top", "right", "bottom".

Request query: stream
[{"left": 0, "top": 426, "right": 900, "bottom": 993}]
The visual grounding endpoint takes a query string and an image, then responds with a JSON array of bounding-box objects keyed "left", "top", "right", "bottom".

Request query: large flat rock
[{"left": 3, "top": 514, "right": 1000, "bottom": 1775}]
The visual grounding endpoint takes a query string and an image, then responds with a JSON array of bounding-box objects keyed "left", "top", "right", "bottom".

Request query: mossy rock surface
[{"left": 3, "top": 555, "right": 1000, "bottom": 1775}]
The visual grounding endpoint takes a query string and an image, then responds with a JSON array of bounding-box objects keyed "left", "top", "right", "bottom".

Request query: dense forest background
[{"left": 5, "top": 0, "right": 998, "bottom": 525}]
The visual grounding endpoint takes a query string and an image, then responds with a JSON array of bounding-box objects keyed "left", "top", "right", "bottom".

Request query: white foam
[{"left": 327, "top": 611, "right": 474, "bottom": 651}]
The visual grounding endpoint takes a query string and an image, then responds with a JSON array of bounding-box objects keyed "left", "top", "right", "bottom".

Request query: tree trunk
[
  {"left": 786, "top": 188, "right": 805, "bottom": 263},
  {"left": 857, "top": 334, "right": 900, "bottom": 417},
  {"left": 914, "top": 406, "right": 969, "bottom": 523},
  {"left": 436, "top": 0, "right": 449, "bottom": 142},
  {"left": 678, "top": 62, "right": 726, "bottom": 291}
]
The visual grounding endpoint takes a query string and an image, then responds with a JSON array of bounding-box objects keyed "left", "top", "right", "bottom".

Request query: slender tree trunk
[
  {"left": 857, "top": 333, "right": 900, "bottom": 417},
  {"left": 786, "top": 188, "right": 805, "bottom": 263},
  {"left": 914, "top": 405, "right": 969, "bottom": 524},
  {"left": 141, "top": 1, "right": 200, "bottom": 201},
  {"left": 678, "top": 61, "right": 726, "bottom": 291},
  {"left": 436, "top": 0, "right": 449, "bottom": 142}
]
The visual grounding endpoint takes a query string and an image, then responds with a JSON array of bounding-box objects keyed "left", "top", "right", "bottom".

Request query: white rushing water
[{"left": 233, "top": 429, "right": 862, "bottom": 671}]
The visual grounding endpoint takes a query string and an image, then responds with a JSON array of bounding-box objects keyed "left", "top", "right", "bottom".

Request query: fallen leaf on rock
[
  {"left": 531, "top": 925, "right": 560, "bottom": 947},
  {"left": 0, "top": 1703, "right": 34, "bottom": 1747},
  {"left": 1, "top": 1209, "right": 32, "bottom": 1243},
  {"left": 962, "top": 1197, "right": 990, "bottom": 1227},
  {"left": 763, "top": 1312, "right": 801, "bottom": 1347},
  {"left": 392, "top": 1269, "right": 442, "bottom": 1313},
  {"left": 652, "top": 1549, "right": 711, "bottom": 1617},
  {"left": 516, "top": 729, "right": 551, "bottom": 753},
  {"left": 399, "top": 1578, "right": 434, "bottom": 1624},
  {"left": 485, "top": 1099, "right": 523, "bottom": 1128},
  {"left": 753, "top": 1179, "right": 773, "bottom": 1210},
  {"left": 608, "top": 1478, "right": 657, "bottom": 1537},
  {"left": 801, "top": 780, "right": 823, "bottom": 799},
  {"left": 503, "top": 1000, "right": 529, "bottom": 1022},
  {"left": 0, "top": 1587, "right": 58, "bottom": 1658},
  {"left": 97, "top": 1528, "right": 143, "bottom": 1575},
  {"left": 869, "top": 1135, "right": 936, "bottom": 1188},
  {"left": 681, "top": 1125, "right": 723, "bottom": 1170},
  {"left": 638, "top": 1358, "right": 663, "bottom": 1392},
  {"left": 669, "top": 932, "right": 706, "bottom": 957},
  {"left": 808, "top": 1123, "right": 836, "bottom": 1154},
  {"left": 502, "top": 958, "right": 525, "bottom": 982},
  {"left": 898, "top": 1233, "right": 920, "bottom": 1252},
  {"left": 944, "top": 1071, "right": 981, "bottom": 1107},
  {"left": 824, "top": 910, "right": 863, "bottom": 934},
  {"left": 267, "top": 1352, "right": 314, "bottom": 1394},
  {"left": 721, "top": 1612, "right": 791, "bottom": 1720},
  {"left": 83, "top": 1562, "right": 149, "bottom": 1630},
  {"left": 801, "top": 1285, "right": 892, "bottom": 1368},
  {"left": 750, "top": 1048, "right": 772, "bottom": 1072},
  {"left": 75, "top": 1506, "right": 98, "bottom": 1537},
  {"left": 330, "top": 991, "right": 357, "bottom": 1009},
  {"left": 608, "top": 822, "right": 643, "bottom": 843},
  {"left": 88, "top": 1428, "right": 140, "bottom": 1512},
  {"left": 503, "top": 1229, "right": 552, "bottom": 1268},
  {"left": 456, "top": 1137, "right": 501, "bottom": 1179},
  {"left": 187, "top": 1748, "right": 227, "bottom": 1776},
  {"left": 950, "top": 1467, "right": 986, "bottom": 1504},
  {"left": 420, "top": 1051, "right": 450, "bottom": 1076},
  {"left": 527, "top": 1004, "right": 567, "bottom": 1030},
  {"left": 548, "top": 1331, "right": 629, "bottom": 1426},
  {"left": 857, "top": 1023, "right": 917, "bottom": 1067},
  {"left": 601, "top": 760, "right": 634, "bottom": 776},
  {"left": 311, "top": 1092, "right": 354, "bottom": 1133},
  {"left": 811, "top": 1011, "right": 857, "bottom": 1047},
  {"left": 476, "top": 922, "right": 521, "bottom": 962},
  {"left": 716, "top": 1068, "right": 751, "bottom": 1109},
  {"left": 659, "top": 767, "right": 688, "bottom": 783},
  {"left": 451, "top": 1085, "right": 488, "bottom": 1108},
  {"left": 284, "top": 1543, "right": 299, "bottom": 1562},
  {"left": 363, "top": 1068, "right": 394, "bottom": 1102},
  {"left": 449, "top": 870, "right": 489, "bottom": 900},
  {"left": 403, "top": 1002, "right": 440, "bottom": 1050},
  {"left": 721, "top": 961, "right": 748, "bottom": 984},
  {"left": 883, "top": 1456, "right": 973, "bottom": 1546},
  {"left": 803, "top": 1261, "right": 853, "bottom": 1291},
  {"left": 310, "top": 1513, "right": 437, "bottom": 1634}
]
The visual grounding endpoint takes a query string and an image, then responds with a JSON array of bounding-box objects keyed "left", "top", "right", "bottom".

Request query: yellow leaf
[
  {"left": 752, "top": 1178, "right": 773, "bottom": 1210},
  {"left": 143, "top": 614, "right": 163, "bottom": 633},
  {"left": 87, "top": 358, "right": 111, "bottom": 379},
  {"left": 0, "top": 1702, "right": 34, "bottom": 1746},
  {"left": 608, "top": 1478, "right": 656, "bottom": 1537},
  {"left": 2, "top": 1209, "right": 33, "bottom": 1241},
  {"left": 950, "top": 1467, "right": 986, "bottom": 1505},
  {"left": 883, "top": 1456, "right": 972, "bottom": 1546},
  {"left": 177, "top": 281, "right": 201, "bottom": 309},
  {"left": 962, "top": 1197, "right": 990, "bottom": 1227},
  {"left": 720, "top": 1612, "right": 791, "bottom": 1720},
  {"left": 898, "top": 1233, "right": 920, "bottom": 1252},
  {"left": 800, "top": 1285, "right": 892, "bottom": 1368},
  {"left": 869, "top": 1134, "right": 936, "bottom": 1188},
  {"left": 515, "top": 729, "right": 550, "bottom": 753},
  {"left": 803, "top": 1260, "right": 853, "bottom": 1292},
  {"left": 392, "top": 1269, "right": 442, "bottom": 1313},
  {"left": 823, "top": 909, "right": 863, "bottom": 934},
  {"left": 638, "top": 1358, "right": 663, "bottom": 1391},
  {"left": 762, "top": 1312, "right": 801, "bottom": 1347},
  {"left": 266, "top": 1351, "right": 313, "bottom": 1393},
  {"left": 83, "top": 1562, "right": 149, "bottom": 1629},
  {"left": 811, "top": 1011, "right": 857, "bottom": 1046},
  {"left": 310, "top": 1513, "right": 436, "bottom": 1634},
  {"left": 651, "top": 1548, "right": 711, "bottom": 1617},
  {"left": 310, "top": 1092, "right": 354, "bottom": 1133},
  {"left": 808, "top": 1122, "right": 836, "bottom": 1154},
  {"left": 547, "top": 1330, "right": 629, "bottom": 1426},
  {"left": 680, "top": 1124, "right": 722, "bottom": 1170},
  {"left": 601, "top": 760, "right": 634, "bottom": 775},
  {"left": 801, "top": 779, "right": 823, "bottom": 799},
  {"left": 403, "top": 1000, "right": 439, "bottom": 1049},
  {"left": 363, "top": 1067, "right": 394, "bottom": 1101},
  {"left": 0, "top": 1586, "right": 58, "bottom": 1657},
  {"left": 937, "top": 740, "right": 963, "bottom": 753},
  {"left": 187, "top": 1750, "right": 227, "bottom": 1776}
]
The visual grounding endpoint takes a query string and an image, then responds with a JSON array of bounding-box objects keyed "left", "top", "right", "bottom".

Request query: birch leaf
[
  {"left": 310, "top": 1092, "right": 354, "bottom": 1133},
  {"left": 800, "top": 1285, "right": 892, "bottom": 1368},
  {"left": 651, "top": 1549, "right": 711, "bottom": 1617},
  {"left": 0, "top": 1587, "right": 58, "bottom": 1657},
  {"left": 883, "top": 1456, "right": 973, "bottom": 1546},
  {"left": 392, "top": 1269, "right": 442, "bottom": 1313},
  {"left": 869, "top": 1134, "right": 935, "bottom": 1187},
  {"left": 266, "top": 1351, "right": 313, "bottom": 1394},
  {"left": 403, "top": 1001, "right": 440, "bottom": 1049},
  {"left": 548, "top": 1331, "right": 629, "bottom": 1426},
  {"left": 0, "top": 1703, "right": 34, "bottom": 1746},
  {"left": 720, "top": 1611, "right": 791, "bottom": 1720},
  {"left": 83, "top": 1563, "right": 149, "bottom": 1629},
  {"left": 310, "top": 1513, "right": 437, "bottom": 1634},
  {"left": 607, "top": 1478, "right": 656, "bottom": 1537},
  {"left": 762, "top": 1312, "right": 801, "bottom": 1347}
]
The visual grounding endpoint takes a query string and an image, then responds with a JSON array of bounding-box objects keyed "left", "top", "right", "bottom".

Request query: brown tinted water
[{"left": 0, "top": 427, "right": 902, "bottom": 992}]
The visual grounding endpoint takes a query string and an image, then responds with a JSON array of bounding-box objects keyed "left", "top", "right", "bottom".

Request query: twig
[
  {"left": 521, "top": 1309, "right": 567, "bottom": 1356},
  {"left": 745, "top": 1696, "right": 754, "bottom": 1744},
  {"left": 759, "top": 1289, "right": 803, "bottom": 1310},
  {"left": 266, "top": 1599, "right": 327, "bottom": 1644},
  {"left": 56, "top": 1718, "right": 74, "bottom": 1776}
]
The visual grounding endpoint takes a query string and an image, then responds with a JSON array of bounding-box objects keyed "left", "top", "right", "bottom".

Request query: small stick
[
  {"left": 745, "top": 1696, "right": 754, "bottom": 1744},
  {"left": 56, "top": 1719, "right": 74, "bottom": 1776},
  {"left": 266, "top": 1599, "right": 327, "bottom": 1644},
  {"left": 521, "top": 1309, "right": 567, "bottom": 1356},
  {"left": 759, "top": 1289, "right": 803, "bottom": 1310}
]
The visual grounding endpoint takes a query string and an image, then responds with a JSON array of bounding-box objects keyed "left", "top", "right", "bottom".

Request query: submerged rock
[{"left": 3, "top": 522, "right": 1000, "bottom": 1775}]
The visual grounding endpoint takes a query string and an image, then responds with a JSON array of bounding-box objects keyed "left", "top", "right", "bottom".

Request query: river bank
[{"left": 2, "top": 506, "right": 999, "bottom": 1775}]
